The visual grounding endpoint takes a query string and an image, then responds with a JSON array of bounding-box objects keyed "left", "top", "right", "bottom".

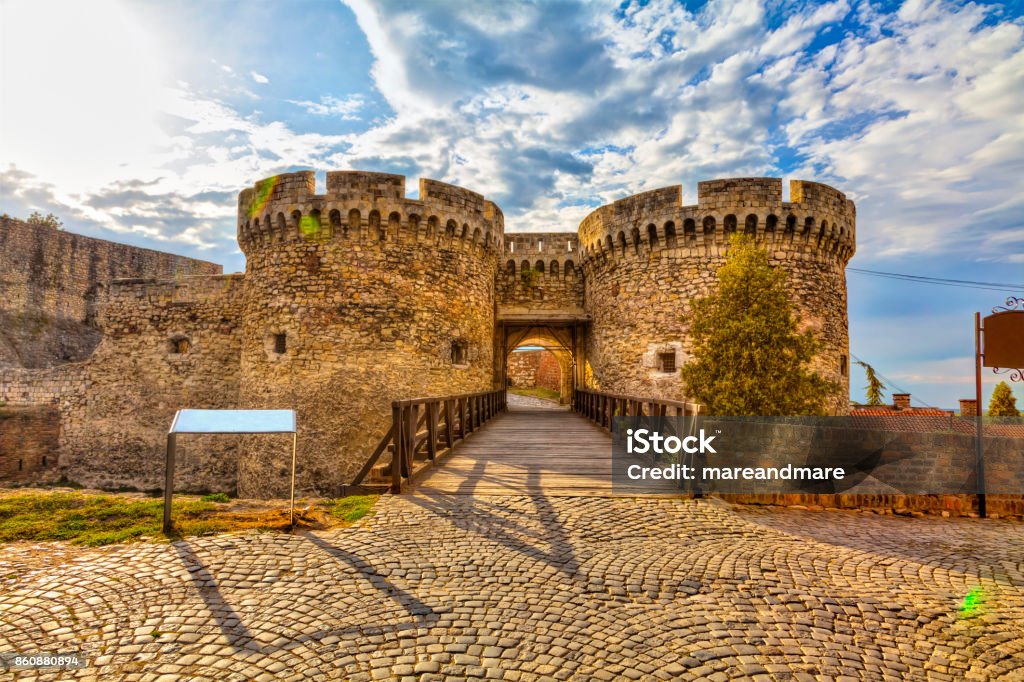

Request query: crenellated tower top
[
  {"left": 237, "top": 170, "right": 505, "bottom": 256},
  {"left": 577, "top": 177, "right": 855, "bottom": 266}
]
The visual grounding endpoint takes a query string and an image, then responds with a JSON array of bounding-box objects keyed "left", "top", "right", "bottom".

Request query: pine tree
[
  {"left": 855, "top": 360, "right": 887, "bottom": 406},
  {"left": 679, "top": 236, "right": 836, "bottom": 416},
  {"left": 988, "top": 381, "right": 1020, "bottom": 417}
]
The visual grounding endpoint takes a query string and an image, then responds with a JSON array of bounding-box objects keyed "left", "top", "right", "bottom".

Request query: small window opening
[
  {"left": 840, "top": 355, "right": 848, "bottom": 377},
  {"left": 18, "top": 459, "right": 23, "bottom": 471},
  {"left": 42, "top": 456, "right": 47, "bottom": 467},
  {"left": 658, "top": 352, "right": 676, "bottom": 374},
  {"left": 274, "top": 333, "right": 287, "bottom": 354},
  {"left": 451, "top": 340, "right": 468, "bottom": 366},
  {"left": 170, "top": 337, "right": 191, "bottom": 354}
]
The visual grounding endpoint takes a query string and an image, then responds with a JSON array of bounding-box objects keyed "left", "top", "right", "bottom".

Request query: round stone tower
[
  {"left": 577, "top": 177, "right": 855, "bottom": 414},
  {"left": 235, "top": 171, "right": 503, "bottom": 497}
]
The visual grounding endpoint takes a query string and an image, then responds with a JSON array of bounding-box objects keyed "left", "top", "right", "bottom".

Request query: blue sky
[{"left": 1, "top": 0, "right": 1022, "bottom": 409}]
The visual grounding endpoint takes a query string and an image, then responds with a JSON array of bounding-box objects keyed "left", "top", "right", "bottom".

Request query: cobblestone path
[{"left": 2, "top": 496, "right": 1023, "bottom": 680}]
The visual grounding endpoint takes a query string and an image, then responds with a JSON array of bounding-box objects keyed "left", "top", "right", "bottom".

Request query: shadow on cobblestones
[
  {"left": 408, "top": 467, "right": 581, "bottom": 579},
  {"left": 170, "top": 540, "right": 254, "bottom": 652},
  {"left": 303, "top": 534, "right": 440, "bottom": 626}
]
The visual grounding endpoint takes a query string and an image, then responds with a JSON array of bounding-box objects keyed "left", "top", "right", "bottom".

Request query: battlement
[
  {"left": 577, "top": 177, "right": 855, "bottom": 266},
  {"left": 237, "top": 170, "right": 505, "bottom": 256},
  {"left": 326, "top": 170, "right": 405, "bottom": 200}
]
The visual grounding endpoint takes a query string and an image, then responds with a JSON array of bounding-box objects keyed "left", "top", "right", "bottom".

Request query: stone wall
[
  {"left": 497, "top": 233, "right": 584, "bottom": 316},
  {"left": 1, "top": 276, "right": 245, "bottom": 492},
  {"left": 235, "top": 171, "right": 503, "bottom": 497},
  {"left": 0, "top": 216, "right": 221, "bottom": 368},
  {"left": 0, "top": 406, "right": 60, "bottom": 482},
  {"left": 578, "top": 178, "right": 854, "bottom": 413},
  {"left": 507, "top": 350, "right": 561, "bottom": 393}
]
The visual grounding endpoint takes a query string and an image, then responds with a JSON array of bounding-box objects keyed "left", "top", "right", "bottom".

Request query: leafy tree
[
  {"left": 26, "top": 211, "right": 63, "bottom": 230},
  {"left": 680, "top": 235, "right": 836, "bottom": 416},
  {"left": 855, "top": 360, "right": 887, "bottom": 406},
  {"left": 988, "top": 381, "right": 1020, "bottom": 417}
]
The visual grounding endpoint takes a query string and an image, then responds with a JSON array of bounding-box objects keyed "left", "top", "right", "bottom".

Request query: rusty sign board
[{"left": 983, "top": 310, "right": 1024, "bottom": 369}]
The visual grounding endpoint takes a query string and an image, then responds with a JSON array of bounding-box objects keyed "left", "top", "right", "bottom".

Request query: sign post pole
[
  {"left": 289, "top": 432, "right": 298, "bottom": 527},
  {"left": 164, "top": 433, "right": 176, "bottom": 534},
  {"left": 974, "top": 312, "right": 986, "bottom": 519}
]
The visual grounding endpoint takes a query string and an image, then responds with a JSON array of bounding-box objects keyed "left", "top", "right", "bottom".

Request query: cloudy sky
[{"left": 1, "top": 0, "right": 1022, "bottom": 408}]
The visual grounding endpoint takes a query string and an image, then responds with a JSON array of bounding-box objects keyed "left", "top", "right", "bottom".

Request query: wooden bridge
[{"left": 350, "top": 388, "right": 702, "bottom": 496}]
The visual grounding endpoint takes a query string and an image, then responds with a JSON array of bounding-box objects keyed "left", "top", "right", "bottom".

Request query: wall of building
[
  {"left": 0, "top": 406, "right": 60, "bottom": 482},
  {"left": 234, "top": 171, "right": 504, "bottom": 497},
  {"left": 0, "top": 216, "right": 221, "bottom": 368},
  {"left": 578, "top": 178, "right": 854, "bottom": 413}
]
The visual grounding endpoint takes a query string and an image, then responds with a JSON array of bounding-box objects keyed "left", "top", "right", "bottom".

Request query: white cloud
[
  {"left": 2, "top": 0, "right": 1022, "bottom": 274},
  {"left": 287, "top": 95, "right": 365, "bottom": 119}
]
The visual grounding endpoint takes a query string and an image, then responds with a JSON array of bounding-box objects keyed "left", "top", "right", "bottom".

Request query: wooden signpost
[{"left": 974, "top": 298, "right": 1024, "bottom": 518}]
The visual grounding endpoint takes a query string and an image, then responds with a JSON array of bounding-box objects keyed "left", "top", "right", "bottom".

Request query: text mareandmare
[{"left": 624, "top": 428, "right": 846, "bottom": 482}]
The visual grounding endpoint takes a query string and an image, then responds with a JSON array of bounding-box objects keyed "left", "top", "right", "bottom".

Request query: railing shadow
[
  {"left": 170, "top": 540, "right": 255, "bottom": 652},
  {"left": 407, "top": 462, "right": 581, "bottom": 580}
]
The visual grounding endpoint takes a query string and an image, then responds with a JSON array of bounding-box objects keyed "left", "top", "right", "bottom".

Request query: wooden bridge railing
[
  {"left": 573, "top": 387, "right": 704, "bottom": 431},
  {"left": 351, "top": 388, "right": 507, "bottom": 493}
]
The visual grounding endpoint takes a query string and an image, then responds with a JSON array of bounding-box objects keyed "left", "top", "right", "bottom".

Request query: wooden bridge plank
[{"left": 413, "top": 405, "right": 624, "bottom": 496}]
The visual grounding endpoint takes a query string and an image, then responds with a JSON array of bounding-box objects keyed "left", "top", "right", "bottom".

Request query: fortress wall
[
  {"left": 497, "top": 232, "right": 585, "bottom": 313},
  {"left": 579, "top": 178, "right": 855, "bottom": 413},
  {"left": 1, "top": 275, "right": 246, "bottom": 491},
  {"left": 235, "top": 172, "right": 503, "bottom": 497},
  {"left": 0, "top": 216, "right": 222, "bottom": 368},
  {"left": 50, "top": 275, "right": 247, "bottom": 492}
]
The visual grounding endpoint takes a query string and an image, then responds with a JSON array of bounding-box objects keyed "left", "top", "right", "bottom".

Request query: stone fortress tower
[
  {"left": 578, "top": 178, "right": 855, "bottom": 414},
  {"left": 0, "top": 171, "right": 854, "bottom": 497},
  {"left": 234, "top": 171, "right": 503, "bottom": 496}
]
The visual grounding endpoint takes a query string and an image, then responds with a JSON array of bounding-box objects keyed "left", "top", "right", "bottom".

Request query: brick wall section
[
  {"left": 0, "top": 406, "right": 60, "bottom": 481},
  {"left": 578, "top": 178, "right": 854, "bottom": 413},
  {"left": 0, "top": 217, "right": 221, "bottom": 368},
  {"left": 1, "top": 276, "right": 244, "bottom": 492}
]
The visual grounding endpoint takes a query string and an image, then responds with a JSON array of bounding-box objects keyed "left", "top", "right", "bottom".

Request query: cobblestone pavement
[
  {"left": 2, "top": 496, "right": 1024, "bottom": 680},
  {"left": 506, "top": 393, "right": 565, "bottom": 410}
]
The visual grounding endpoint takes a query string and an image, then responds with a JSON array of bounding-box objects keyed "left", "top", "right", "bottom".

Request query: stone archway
[{"left": 496, "top": 317, "right": 589, "bottom": 405}]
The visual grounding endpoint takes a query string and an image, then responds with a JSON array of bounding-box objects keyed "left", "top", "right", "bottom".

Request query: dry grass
[{"left": 0, "top": 490, "right": 379, "bottom": 547}]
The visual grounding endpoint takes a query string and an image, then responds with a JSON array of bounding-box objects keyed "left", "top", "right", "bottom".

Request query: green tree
[
  {"left": 988, "top": 381, "right": 1020, "bottom": 416},
  {"left": 26, "top": 211, "right": 63, "bottom": 230},
  {"left": 679, "top": 235, "right": 836, "bottom": 416},
  {"left": 855, "top": 360, "right": 887, "bottom": 406}
]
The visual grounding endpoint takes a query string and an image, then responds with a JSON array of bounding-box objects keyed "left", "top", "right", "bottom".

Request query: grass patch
[
  {"left": 509, "top": 386, "right": 561, "bottom": 402},
  {"left": 0, "top": 491, "right": 380, "bottom": 547},
  {"left": 322, "top": 496, "right": 377, "bottom": 523},
  {"left": 0, "top": 493, "right": 213, "bottom": 546}
]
